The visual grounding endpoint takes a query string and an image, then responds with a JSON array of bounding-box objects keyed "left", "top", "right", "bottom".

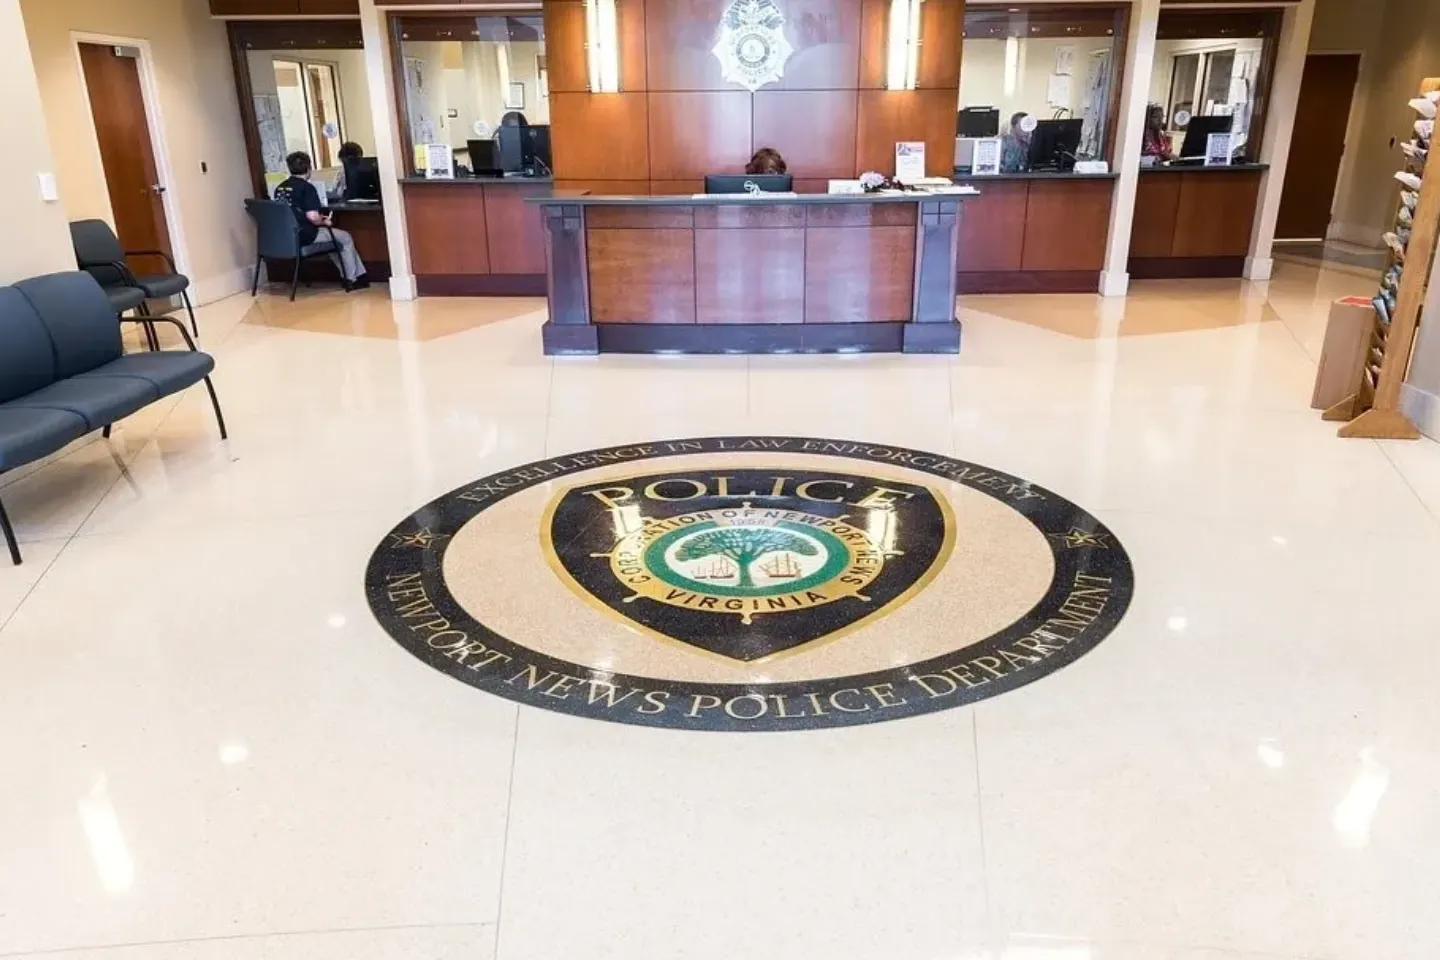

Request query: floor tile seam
[
  {"left": 1375, "top": 442, "right": 1440, "bottom": 533},
  {"left": 970, "top": 709, "right": 996, "bottom": 942},
  {"left": 0, "top": 920, "right": 498, "bottom": 960},
  {"left": 491, "top": 705, "right": 523, "bottom": 960}
]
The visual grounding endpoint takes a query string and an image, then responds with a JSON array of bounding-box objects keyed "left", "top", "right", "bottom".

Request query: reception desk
[
  {"left": 534, "top": 193, "right": 965, "bottom": 356},
  {"left": 401, "top": 177, "right": 553, "bottom": 295},
  {"left": 951, "top": 172, "right": 1118, "bottom": 294},
  {"left": 266, "top": 201, "right": 390, "bottom": 284},
  {"left": 1129, "top": 164, "right": 1269, "bottom": 278}
]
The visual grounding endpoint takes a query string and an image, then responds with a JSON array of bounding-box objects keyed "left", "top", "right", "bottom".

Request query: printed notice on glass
[
  {"left": 895, "top": 141, "right": 926, "bottom": 182},
  {"left": 973, "top": 138, "right": 1001, "bottom": 176},
  {"left": 1204, "top": 133, "right": 1235, "bottom": 167},
  {"left": 425, "top": 143, "right": 455, "bottom": 180}
]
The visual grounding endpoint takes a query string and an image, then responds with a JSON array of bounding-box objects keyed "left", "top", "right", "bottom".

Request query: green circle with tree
[{"left": 644, "top": 518, "right": 851, "bottom": 598}]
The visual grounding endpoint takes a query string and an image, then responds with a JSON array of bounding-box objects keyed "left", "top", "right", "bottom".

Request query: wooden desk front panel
[
  {"left": 584, "top": 202, "right": 919, "bottom": 325},
  {"left": 1172, "top": 171, "right": 1263, "bottom": 258},
  {"left": 484, "top": 183, "right": 550, "bottom": 275},
  {"left": 953, "top": 181, "right": 1028, "bottom": 272},
  {"left": 1020, "top": 179, "right": 1113, "bottom": 272},
  {"left": 404, "top": 183, "right": 550, "bottom": 279},
  {"left": 329, "top": 210, "right": 388, "bottom": 266},
  {"left": 1129, "top": 174, "right": 1182, "bottom": 258}
]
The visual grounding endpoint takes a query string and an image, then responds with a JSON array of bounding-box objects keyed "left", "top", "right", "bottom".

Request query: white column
[
  {"left": 359, "top": 0, "right": 417, "bottom": 300},
  {"left": 1099, "top": 0, "right": 1161, "bottom": 298},
  {"left": 0, "top": 0, "right": 76, "bottom": 284},
  {"left": 1244, "top": 0, "right": 1317, "bottom": 281}
]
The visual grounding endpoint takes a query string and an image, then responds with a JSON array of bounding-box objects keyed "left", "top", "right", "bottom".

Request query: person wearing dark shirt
[
  {"left": 331, "top": 141, "right": 365, "bottom": 200},
  {"left": 273, "top": 151, "right": 369, "bottom": 291}
]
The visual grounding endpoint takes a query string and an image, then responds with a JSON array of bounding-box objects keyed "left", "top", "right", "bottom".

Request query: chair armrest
[
  {"left": 119, "top": 315, "right": 199, "bottom": 352},
  {"left": 124, "top": 249, "right": 179, "bottom": 273}
]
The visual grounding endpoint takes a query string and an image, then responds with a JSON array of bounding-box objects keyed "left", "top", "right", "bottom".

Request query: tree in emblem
[{"left": 676, "top": 527, "right": 818, "bottom": 589}]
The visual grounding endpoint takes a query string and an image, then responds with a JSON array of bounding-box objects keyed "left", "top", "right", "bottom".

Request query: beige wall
[
  {"left": 0, "top": 0, "right": 75, "bottom": 284},
  {"left": 20, "top": 0, "right": 254, "bottom": 303},
  {"left": 1321, "top": 0, "right": 1440, "bottom": 243}
]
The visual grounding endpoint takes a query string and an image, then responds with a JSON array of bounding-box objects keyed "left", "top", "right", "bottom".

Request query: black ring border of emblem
[{"left": 365, "top": 437, "right": 1135, "bottom": 733}]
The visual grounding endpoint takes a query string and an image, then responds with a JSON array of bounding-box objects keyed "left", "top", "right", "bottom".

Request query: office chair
[{"left": 69, "top": 220, "right": 200, "bottom": 338}]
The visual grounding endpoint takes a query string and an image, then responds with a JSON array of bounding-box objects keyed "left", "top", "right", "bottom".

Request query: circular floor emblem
[{"left": 366, "top": 437, "right": 1134, "bottom": 732}]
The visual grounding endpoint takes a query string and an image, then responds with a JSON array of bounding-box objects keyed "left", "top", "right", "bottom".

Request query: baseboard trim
[
  {"left": 1401, "top": 382, "right": 1440, "bottom": 441},
  {"left": 956, "top": 271, "right": 1100, "bottom": 294},
  {"left": 1244, "top": 257, "right": 1274, "bottom": 281},
  {"left": 1099, "top": 270, "right": 1129, "bottom": 297}
]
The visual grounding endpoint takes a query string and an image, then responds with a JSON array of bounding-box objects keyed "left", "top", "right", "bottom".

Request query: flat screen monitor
[
  {"left": 497, "top": 124, "right": 552, "bottom": 176},
  {"left": 467, "top": 139, "right": 502, "bottom": 176},
  {"left": 342, "top": 156, "right": 381, "bottom": 201},
  {"left": 1026, "top": 118, "right": 1085, "bottom": 172},
  {"left": 1178, "top": 114, "right": 1234, "bottom": 160},
  {"left": 958, "top": 107, "right": 1000, "bottom": 138},
  {"left": 703, "top": 174, "right": 794, "bottom": 194}
]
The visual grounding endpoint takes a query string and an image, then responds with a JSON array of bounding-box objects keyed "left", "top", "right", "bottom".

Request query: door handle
[{"left": 151, "top": 184, "right": 167, "bottom": 195}]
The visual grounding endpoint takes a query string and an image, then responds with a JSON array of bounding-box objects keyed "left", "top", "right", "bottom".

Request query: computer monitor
[
  {"left": 342, "top": 156, "right": 381, "bottom": 201},
  {"left": 957, "top": 107, "right": 1000, "bottom": 138},
  {"left": 1026, "top": 118, "right": 1085, "bottom": 172},
  {"left": 702, "top": 174, "right": 793, "bottom": 194},
  {"left": 497, "top": 124, "right": 553, "bottom": 176},
  {"left": 467, "top": 139, "right": 502, "bottom": 176},
  {"left": 1178, "top": 114, "right": 1234, "bottom": 160}
]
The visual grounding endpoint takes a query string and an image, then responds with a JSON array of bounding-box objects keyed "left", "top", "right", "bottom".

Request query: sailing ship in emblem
[
  {"left": 712, "top": 0, "right": 794, "bottom": 92},
  {"left": 759, "top": 552, "right": 802, "bottom": 579},
  {"left": 691, "top": 556, "right": 739, "bottom": 581}
]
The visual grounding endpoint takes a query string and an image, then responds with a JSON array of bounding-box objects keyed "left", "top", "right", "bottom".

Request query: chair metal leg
[
  {"left": 290, "top": 257, "right": 301, "bottom": 302},
  {"left": 251, "top": 254, "right": 263, "bottom": 296},
  {"left": 181, "top": 290, "right": 199, "bottom": 338},
  {"left": 102, "top": 424, "right": 112, "bottom": 439},
  {"left": 0, "top": 496, "right": 21, "bottom": 566},
  {"left": 203, "top": 375, "right": 229, "bottom": 441}
]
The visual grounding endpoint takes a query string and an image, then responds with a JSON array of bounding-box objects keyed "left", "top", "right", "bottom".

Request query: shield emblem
[
  {"left": 543, "top": 468, "right": 954, "bottom": 662},
  {"left": 712, "top": 0, "right": 794, "bottom": 92}
]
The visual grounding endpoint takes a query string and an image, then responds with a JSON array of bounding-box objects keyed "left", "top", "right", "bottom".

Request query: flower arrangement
[{"left": 859, "top": 171, "right": 887, "bottom": 193}]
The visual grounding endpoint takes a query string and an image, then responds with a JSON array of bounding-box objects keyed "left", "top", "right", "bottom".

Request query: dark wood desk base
[
  {"left": 536, "top": 195, "right": 964, "bottom": 356},
  {"left": 1128, "top": 167, "right": 1266, "bottom": 280}
]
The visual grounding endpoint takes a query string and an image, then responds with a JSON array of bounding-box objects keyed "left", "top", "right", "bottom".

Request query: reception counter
[
  {"left": 1129, "top": 164, "right": 1269, "bottom": 278},
  {"left": 951, "top": 171, "right": 1119, "bottom": 294},
  {"left": 401, "top": 177, "right": 553, "bottom": 295},
  {"left": 534, "top": 193, "right": 965, "bottom": 356}
]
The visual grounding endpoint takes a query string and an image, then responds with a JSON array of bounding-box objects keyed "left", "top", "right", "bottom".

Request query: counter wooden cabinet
[
  {"left": 951, "top": 173, "right": 1117, "bottom": 293},
  {"left": 402, "top": 179, "right": 551, "bottom": 295},
  {"left": 1129, "top": 165, "right": 1268, "bottom": 278},
  {"left": 534, "top": 193, "right": 965, "bottom": 355}
]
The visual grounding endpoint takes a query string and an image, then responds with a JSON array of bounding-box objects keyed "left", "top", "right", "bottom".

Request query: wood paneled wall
[{"left": 543, "top": 0, "right": 963, "bottom": 195}]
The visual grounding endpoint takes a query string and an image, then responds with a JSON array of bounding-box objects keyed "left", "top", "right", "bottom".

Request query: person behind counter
[
  {"left": 274, "top": 151, "right": 369, "bottom": 291},
  {"left": 746, "top": 147, "right": 787, "bottom": 175},
  {"left": 1141, "top": 105, "right": 1174, "bottom": 163},
  {"left": 330, "top": 141, "right": 364, "bottom": 200},
  {"left": 1000, "top": 112, "right": 1030, "bottom": 173}
]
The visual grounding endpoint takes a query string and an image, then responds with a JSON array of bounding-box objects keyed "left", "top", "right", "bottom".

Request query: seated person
[
  {"left": 331, "top": 141, "right": 365, "bottom": 199},
  {"left": 274, "top": 151, "right": 369, "bottom": 291},
  {"left": 746, "top": 147, "right": 787, "bottom": 175},
  {"left": 1000, "top": 112, "right": 1030, "bottom": 173},
  {"left": 1141, "top": 105, "right": 1174, "bottom": 163}
]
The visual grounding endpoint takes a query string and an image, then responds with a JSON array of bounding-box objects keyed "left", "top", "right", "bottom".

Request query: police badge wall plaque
[
  {"left": 711, "top": 0, "right": 794, "bottom": 92},
  {"left": 366, "top": 437, "right": 1135, "bottom": 732}
]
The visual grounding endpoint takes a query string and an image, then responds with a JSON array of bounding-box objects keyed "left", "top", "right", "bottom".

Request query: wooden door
[
  {"left": 1275, "top": 54, "right": 1360, "bottom": 240},
  {"left": 78, "top": 43, "right": 173, "bottom": 275}
]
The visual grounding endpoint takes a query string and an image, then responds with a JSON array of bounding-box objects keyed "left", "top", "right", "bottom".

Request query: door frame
[
  {"left": 69, "top": 32, "right": 192, "bottom": 282},
  {"left": 1307, "top": 50, "right": 1366, "bottom": 244}
]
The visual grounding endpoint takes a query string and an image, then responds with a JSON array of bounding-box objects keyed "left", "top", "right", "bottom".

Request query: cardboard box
[{"left": 1311, "top": 296, "right": 1376, "bottom": 410}]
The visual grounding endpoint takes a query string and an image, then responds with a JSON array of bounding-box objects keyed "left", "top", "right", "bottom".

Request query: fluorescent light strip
[
  {"left": 586, "top": 0, "right": 619, "bottom": 93},
  {"left": 886, "top": 0, "right": 923, "bottom": 91}
]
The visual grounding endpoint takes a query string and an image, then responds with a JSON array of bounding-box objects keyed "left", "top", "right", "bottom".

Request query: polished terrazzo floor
[{"left": 3, "top": 262, "right": 1440, "bottom": 959}]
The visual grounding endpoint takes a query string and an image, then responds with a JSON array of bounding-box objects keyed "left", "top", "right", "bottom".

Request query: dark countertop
[
  {"left": 1140, "top": 162, "right": 1270, "bottom": 174},
  {"left": 329, "top": 201, "right": 384, "bottom": 212},
  {"left": 530, "top": 191, "right": 973, "bottom": 206},
  {"left": 400, "top": 175, "right": 554, "bottom": 185},
  {"left": 952, "top": 170, "right": 1120, "bottom": 182}
]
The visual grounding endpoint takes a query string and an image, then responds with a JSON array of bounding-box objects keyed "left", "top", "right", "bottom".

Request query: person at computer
[
  {"left": 746, "top": 147, "right": 787, "bottom": 175},
  {"left": 274, "top": 151, "right": 369, "bottom": 291},
  {"left": 1000, "top": 112, "right": 1030, "bottom": 173},
  {"left": 330, "top": 141, "right": 364, "bottom": 200},
  {"left": 1141, "top": 105, "right": 1174, "bottom": 163}
]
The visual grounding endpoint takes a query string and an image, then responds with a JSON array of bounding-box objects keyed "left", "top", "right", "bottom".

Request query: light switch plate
[{"left": 37, "top": 173, "right": 58, "bottom": 202}]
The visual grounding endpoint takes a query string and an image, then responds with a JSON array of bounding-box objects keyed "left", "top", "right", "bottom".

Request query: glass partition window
[
  {"left": 1147, "top": 12, "right": 1279, "bottom": 163},
  {"left": 246, "top": 47, "right": 375, "bottom": 194},
  {"left": 393, "top": 14, "right": 548, "bottom": 173},
  {"left": 957, "top": 7, "right": 1124, "bottom": 172}
]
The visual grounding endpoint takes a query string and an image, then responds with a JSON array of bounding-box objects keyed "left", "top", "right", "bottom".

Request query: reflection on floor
[
  {"left": 2, "top": 261, "right": 1440, "bottom": 960},
  {"left": 1274, "top": 237, "right": 1388, "bottom": 276}
]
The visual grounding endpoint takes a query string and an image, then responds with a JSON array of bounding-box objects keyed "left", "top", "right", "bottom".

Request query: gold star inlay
[
  {"left": 1050, "top": 528, "right": 1109, "bottom": 549},
  {"left": 390, "top": 528, "right": 449, "bottom": 549}
]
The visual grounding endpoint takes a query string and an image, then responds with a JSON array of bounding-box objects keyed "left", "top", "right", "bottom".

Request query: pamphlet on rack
[{"left": 895, "top": 141, "right": 926, "bottom": 182}]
